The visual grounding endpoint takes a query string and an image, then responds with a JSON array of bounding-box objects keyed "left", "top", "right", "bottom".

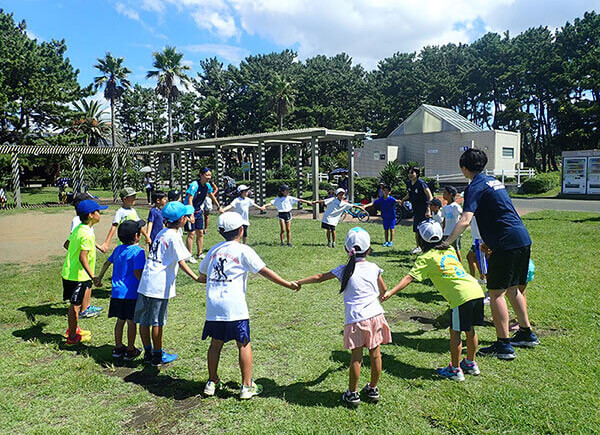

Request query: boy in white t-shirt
[
  {"left": 220, "top": 185, "right": 265, "bottom": 244},
  {"left": 266, "top": 184, "right": 312, "bottom": 247},
  {"left": 134, "top": 201, "right": 201, "bottom": 367},
  {"left": 442, "top": 186, "right": 463, "bottom": 262},
  {"left": 313, "top": 188, "right": 360, "bottom": 248},
  {"left": 430, "top": 198, "right": 444, "bottom": 226},
  {"left": 198, "top": 212, "right": 299, "bottom": 400},
  {"left": 101, "top": 187, "right": 149, "bottom": 252}
]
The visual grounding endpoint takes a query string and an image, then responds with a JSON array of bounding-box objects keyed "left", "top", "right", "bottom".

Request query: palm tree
[
  {"left": 267, "top": 73, "right": 297, "bottom": 167},
  {"left": 72, "top": 99, "right": 112, "bottom": 146},
  {"left": 93, "top": 53, "right": 131, "bottom": 147},
  {"left": 147, "top": 46, "right": 191, "bottom": 186},
  {"left": 201, "top": 96, "right": 227, "bottom": 138}
]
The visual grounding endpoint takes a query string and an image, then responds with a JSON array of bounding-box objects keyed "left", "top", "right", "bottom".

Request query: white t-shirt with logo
[
  {"left": 431, "top": 210, "right": 444, "bottom": 226},
  {"left": 270, "top": 196, "right": 298, "bottom": 212},
  {"left": 331, "top": 260, "right": 385, "bottom": 325},
  {"left": 137, "top": 228, "right": 191, "bottom": 299},
  {"left": 321, "top": 197, "right": 353, "bottom": 226},
  {"left": 442, "top": 202, "right": 462, "bottom": 236},
  {"left": 199, "top": 241, "right": 266, "bottom": 321},
  {"left": 113, "top": 207, "right": 140, "bottom": 225},
  {"left": 229, "top": 197, "right": 256, "bottom": 225}
]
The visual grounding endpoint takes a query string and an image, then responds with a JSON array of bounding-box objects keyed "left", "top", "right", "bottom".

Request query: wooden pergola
[{"left": 142, "top": 128, "right": 368, "bottom": 219}]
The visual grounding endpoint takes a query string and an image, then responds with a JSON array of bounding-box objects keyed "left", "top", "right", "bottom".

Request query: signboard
[
  {"left": 587, "top": 157, "right": 600, "bottom": 194},
  {"left": 427, "top": 149, "right": 439, "bottom": 154},
  {"left": 241, "top": 162, "right": 251, "bottom": 172},
  {"left": 562, "top": 157, "right": 587, "bottom": 194},
  {"left": 373, "top": 152, "right": 380, "bottom": 161}
]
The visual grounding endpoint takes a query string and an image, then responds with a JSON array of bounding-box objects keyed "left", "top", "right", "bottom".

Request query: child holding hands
[{"left": 296, "top": 227, "right": 391, "bottom": 406}]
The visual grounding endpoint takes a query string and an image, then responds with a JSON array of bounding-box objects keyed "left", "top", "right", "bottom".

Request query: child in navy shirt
[
  {"left": 364, "top": 185, "right": 401, "bottom": 247},
  {"left": 96, "top": 220, "right": 147, "bottom": 360},
  {"left": 147, "top": 190, "right": 167, "bottom": 246}
]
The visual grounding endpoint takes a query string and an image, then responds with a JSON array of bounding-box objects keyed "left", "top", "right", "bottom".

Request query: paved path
[{"left": 512, "top": 198, "right": 600, "bottom": 214}]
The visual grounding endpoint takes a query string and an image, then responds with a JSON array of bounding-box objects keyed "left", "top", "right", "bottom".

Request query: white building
[{"left": 355, "top": 104, "right": 521, "bottom": 180}]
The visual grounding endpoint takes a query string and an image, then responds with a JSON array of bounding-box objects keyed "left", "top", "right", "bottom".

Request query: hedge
[{"left": 520, "top": 172, "right": 560, "bottom": 194}]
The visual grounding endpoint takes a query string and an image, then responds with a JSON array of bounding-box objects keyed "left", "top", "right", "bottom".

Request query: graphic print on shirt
[
  {"left": 211, "top": 257, "right": 229, "bottom": 282},
  {"left": 439, "top": 253, "right": 466, "bottom": 278}
]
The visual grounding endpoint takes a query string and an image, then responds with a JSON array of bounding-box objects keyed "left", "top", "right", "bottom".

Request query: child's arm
[
  {"left": 253, "top": 202, "right": 266, "bottom": 212},
  {"left": 197, "top": 273, "right": 207, "bottom": 283},
  {"left": 95, "top": 260, "right": 112, "bottom": 287},
  {"left": 296, "top": 271, "right": 336, "bottom": 286},
  {"left": 297, "top": 198, "right": 313, "bottom": 205},
  {"left": 221, "top": 203, "right": 233, "bottom": 213},
  {"left": 101, "top": 224, "right": 118, "bottom": 252},
  {"left": 377, "top": 274, "right": 387, "bottom": 299},
  {"left": 208, "top": 192, "right": 222, "bottom": 213},
  {"left": 178, "top": 259, "right": 202, "bottom": 282},
  {"left": 140, "top": 226, "right": 150, "bottom": 245},
  {"left": 381, "top": 274, "right": 413, "bottom": 301},
  {"left": 79, "top": 250, "right": 98, "bottom": 285},
  {"left": 134, "top": 269, "right": 143, "bottom": 281},
  {"left": 258, "top": 267, "right": 299, "bottom": 290},
  {"left": 146, "top": 221, "right": 154, "bottom": 244}
]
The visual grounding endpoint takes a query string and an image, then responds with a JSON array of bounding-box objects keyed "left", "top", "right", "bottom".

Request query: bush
[
  {"left": 379, "top": 161, "right": 403, "bottom": 188},
  {"left": 422, "top": 177, "right": 439, "bottom": 193},
  {"left": 353, "top": 177, "right": 379, "bottom": 201},
  {"left": 84, "top": 166, "right": 111, "bottom": 189},
  {"left": 265, "top": 178, "right": 332, "bottom": 196},
  {"left": 521, "top": 172, "right": 560, "bottom": 194}
]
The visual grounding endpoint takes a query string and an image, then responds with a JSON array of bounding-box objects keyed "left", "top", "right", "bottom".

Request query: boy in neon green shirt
[
  {"left": 382, "top": 219, "right": 485, "bottom": 381},
  {"left": 62, "top": 200, "right": 107, "bottom": 345}
]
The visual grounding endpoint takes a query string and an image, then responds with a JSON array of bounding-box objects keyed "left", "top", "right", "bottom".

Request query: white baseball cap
[
  {"left": 345, "top": 227, "right": 371, "bottom": 254},
  {"left": 218, "top": 212, "right": 245, "bottom": 232},
  {"left": 237, "top": 184, "right": 250, "bottom": 192},
  {"left": 417, "top": 219, "right": 443, "bottom": 243},
  {"left": 335, "top": 188, "right": 346, "bottom": 195}
]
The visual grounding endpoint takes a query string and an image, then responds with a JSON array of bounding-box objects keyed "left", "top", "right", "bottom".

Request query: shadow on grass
[
  {"left": 18, "top": 303, "right": 68, "bottom": 321},
  {"left": 123, "top": 367, "right": 204, "bottom": 400},
  {"left": 571, "top": 216, "right": 600, "bottom": 223},
  {"left": 401, "top": 288, "right": 443, "bottom": 303},
  {"left": 390, "top": 332, "right": 448, "bottom": 354},
  {"left": 90, "top": 287, "right": 111, "bottom": 299},
  {"left": 330, "top": 350, "right": 438, "bottom": 380}
]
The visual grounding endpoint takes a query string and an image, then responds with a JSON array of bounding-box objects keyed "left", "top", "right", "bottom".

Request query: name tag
[{"left": 486, "top": 180, "right": 505, "bottom": 191}]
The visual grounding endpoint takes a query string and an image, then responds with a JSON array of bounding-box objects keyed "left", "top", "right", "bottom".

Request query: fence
[{"left": 434, "top": 168, "right": 535, "bottom": 186}]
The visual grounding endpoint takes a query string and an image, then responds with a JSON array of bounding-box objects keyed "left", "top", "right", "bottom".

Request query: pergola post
[
  {"left": 311, "top": 136, "right": 319, "bottom": 219},
  {"left": 75, "top": 153, "right": 85, "bottom": 193},
  {"left": 10, "top": 152, "right": 22, "bottom": 208},
  {"left": 348, "top": 138, "right": 356, "bottom": 203},
  {"left": 69, "top": 154, "right": 78, "bottom": 193},
  {"left": 121, "top": 152, "right": 128, "bottom": 189},
  {"left": 185, "top": 150, "right": 192, "bottom": 186},
  {"left": 214, "top": 144, "right": 224, "bottom": 204},
  {"left": 111, "top": 154, "right": 120, "bottom": 202},
  {"left": 296, "top": 142, "right": 304, "bottom": 209},
  {"left": 178, "top": 148, "right": 184, "bottom": 190},
  {"left": 258, "top": 141, "right": 266, "bottom": 207},
  {"left": 150, "top": 152, "right": 160, "bottom": 187}
]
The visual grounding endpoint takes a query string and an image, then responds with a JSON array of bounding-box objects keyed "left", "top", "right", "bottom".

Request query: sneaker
[
  {"left": 204, "top": 379, "right": 220, "bottom": 396},
  {"left": 124, "top": 348, "right": 141, "bottom": 361},
  {"left": 477, "top": 340, "right": 516, "bottom": 360},
  {"left": 382, "top": 241, "right": 389, "bottom": 247},
  {"left": 361, "top": 384, "right": 380, "bottom": 402},
  {"left": 240, "top": 380, "right": 263, "bottom": 400},
  {"left": 459, "top": 358, "right": 480, "bottom": 376},
  {"left": 65, "top": 333, "right": 90, "bottom": 345},
  {"left": 483, "top": 294, "right": 491, "bottom": 305},
  {"left": 327, "top": 241, "right": 331, "bottom": 247},
  {"left": 331, "top": 242, "right": 336, "bottom": 248},
  {"left": 287, "top": 243, "right": 293, "bottom": 247},
  {"left": 187, "top": 256, "right": 198, "bottom": 264},
  {"left": 281, "top": 242, "right": 285, "bottom": 247},
  {"left": 198, "top": 254, "right": 206, "bottom": 259},
  {"left": 388, "top": 241, "right": 393, "bottom": 247},
  {"left": 341, "top": 390, "right": 361, "bottom": 406},
  {"left": 436, "top": 365, "right": 465, "bottom": 381},
  {"left": 80, "top": 307, "right": 102, "bottom": 318},
  {"left": 410, "top": 246, "right": 422, "bottom": 254},
  {"left": 144, "top": 350, "right": 153, "bottom": 364},
  {"left": 64, "top": 326, "right": 91, "bottom": 338},
  {"left": 112, "top": 346, "right": 126, "bottom": 358},
  {"left": 151, "top": 350, "right": 178, "bottom": 366},
  {"left": 510, "top": 329, "right": 540, "bottom": 347}
]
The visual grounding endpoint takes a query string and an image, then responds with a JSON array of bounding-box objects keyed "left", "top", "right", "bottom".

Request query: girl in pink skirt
[{"left": 295, "top": 227, "right": 392, "bottom": 406}]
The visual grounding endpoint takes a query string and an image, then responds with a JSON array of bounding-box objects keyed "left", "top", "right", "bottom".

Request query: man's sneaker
[
  {"left": 64, "top": 326, "right": 91, "bottom": 338},
  {"left": 341, "top": 390, "right": 361, "bottom": 406},
  {"left": 436, "top": 365, "right": 465, "bottom": 381},
  {"left": 204, "top": 379, "right": 220, "bottom": 396},
  {"left": 410, "top": 246, "right": 422, "bottom": 254},
  {"left": 144, "top": 350, "right": 153, "bottom": 364},
  {"left": 361, "top": 384, "right": 380, "bottom": 402},
  {"left": 188, "top": 256, "right": 198, "bottom": 264},
  {"left": 240, "top": 380, "right": 263, "bottom": 400},
  {"left": 151, "top": 350, "right": 178, "bottom": 366},
  {"left": 477, "top": 340, "right": 516, "bottom": 360},
  {"left": 124, "top": 348, "right": 141, "bottom": 361},
  {"left": 65, "top": 333, "right": 90, "bottom": 345},
  {"left": 459, "top": 358, "right": 480, "bottom": 376},
  {"left": 80, "top": 306, "right": 102, "bottom": 318},
  {"left": 112, "top": 346, "right": 126, "bottom": 358},
  {"left": 510, "top": 330, "right": 540, "bottom": 347}
]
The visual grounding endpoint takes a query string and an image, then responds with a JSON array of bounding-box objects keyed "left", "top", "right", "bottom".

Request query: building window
[{"left": 502, "top": 147, "right": 514, "bottom": 159}]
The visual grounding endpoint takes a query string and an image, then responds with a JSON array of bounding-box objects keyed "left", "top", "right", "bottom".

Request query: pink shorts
[{"left": 343, "top": 313, "right": 392, "bottom": 350}]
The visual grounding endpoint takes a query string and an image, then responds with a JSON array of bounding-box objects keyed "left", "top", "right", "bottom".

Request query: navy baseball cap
[
  {"left": 430, "top": 198, "right": 442, "bottom": 207},
  {"left": 444, "top": 185, "right": 458, "bottom": 196},
  {"left": 162, "top": 201, "right": 194, "bottom": 222},
  {"left": 76, "top": 199, "right": 108, "bottom": 215},
  {"left": 118, "top": 219, "right": 146, "bottom": 244}
]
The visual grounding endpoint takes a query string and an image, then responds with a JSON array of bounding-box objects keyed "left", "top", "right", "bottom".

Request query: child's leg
[
  {"left": 279, "top": 219, "right": 285, "bottom": 244},
  {"left": 186, "top": 231, "right": 195, "bottom": 253},
  {"left": 237, "top": 341, "right": 253, "bottom": 386},
  {"left": 326, "top": 229, "right": 331, "bottom": 244},
  {"left": 151, "top": 325, "right": 163, "bottom": 351},
  {"left": 349, "top": 347, "right": 363, "bottom": 392},
  {"left": 506, "top": 285, "right": 531, "bottom": 328},
  {"left": 331, "top": 229, "right": 336, "bottom": 243},
  {"left": 285, "top": 221, "right": 291, "bottom": 244},
  {"left": 204, "top": 212, "right": 210, "bottom": 230},
  {"left": 207, "top": 339, "right": 224, "bottom": 382},
  {"left": 449, "top": 329, "right": 462, "bottom": 367},
  {"left": 67, "top": 304, "right": 80, "bottom": 338},
  {"left": 126, "top": 320, "right": 137, "bottom": 350},
  {"left": 196, "top": 229, "right": 204, "bottom": 256},
  {"left": 389, "top": 228, "right": 395, "bottom": 242},
  {"left": 80, "top": 286, "right": 92, "bottom": 313},
  {"left": 467, "top": 250, "right": 478, "bottom": 276},
  {"left": 465, "top": 329, "right": 478, "bottom": 361},
  {"left": 368, "top": 346, "right": 382, "bottom": 388},
  {"left": 139, "top": 325, "right": 151, "bottom": 348},
  {"left": 384, "top": 228, "right": 389, "bottom": 242},
  {"left": 114, "top": 318, "right": 126, "bottom": 348}
]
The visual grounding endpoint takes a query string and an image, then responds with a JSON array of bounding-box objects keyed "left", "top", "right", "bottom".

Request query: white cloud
[
  {"left": 116, "top": 2, "right": 140, "bottom": 21},
  {"left": 184, "top": 43, "right": 250, "bottom": 63},
  {"left": 25, "top": 29, "right": 43, "bottom": 41}
]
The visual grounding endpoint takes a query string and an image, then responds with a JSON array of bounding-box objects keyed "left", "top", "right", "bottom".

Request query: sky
[{"left": 3, "top": 0, "right": 599, "bottom": 95}]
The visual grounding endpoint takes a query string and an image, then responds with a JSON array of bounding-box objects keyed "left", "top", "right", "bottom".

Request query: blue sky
[{"left": 3, "top": 0, "right": 598, "bottom": 92}]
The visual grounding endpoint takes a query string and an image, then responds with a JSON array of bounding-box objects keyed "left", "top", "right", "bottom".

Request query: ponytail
[{"left": 340, "top": 245, "right": 361, "bottom": 293}]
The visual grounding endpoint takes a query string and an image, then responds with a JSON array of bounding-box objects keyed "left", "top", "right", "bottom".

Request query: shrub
[
  {"left": 422, "top": 177, "right": 439, "bottom": 193},
  {"left": 265, "top": 178, "right": 332, "bottom": 196},
  {"left": 379, "top": 161, "right": 403, "bottom": 188},
  {"left": 521, "top": 172, "right": 560, "bottom": 194},
  {"left": 353, "top": 177, "right": 380, "bottom": 201},
  {"left": 84, "top": 166, "right": 111, "bottom": 189}
]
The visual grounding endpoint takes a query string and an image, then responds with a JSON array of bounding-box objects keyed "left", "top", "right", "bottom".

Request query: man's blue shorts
[{"left": 185, "top": 211, "right": 204, "bottom": 232}]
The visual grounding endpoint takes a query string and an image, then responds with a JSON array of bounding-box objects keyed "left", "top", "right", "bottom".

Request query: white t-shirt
[
  {"left": 321, "top": 198, "right": 353, "bottom": 226},
  {"left": 71, "top": 216, "right": 95, "bottom": 234},
  {"left": 442, "top": 202, "right": 462, "bottom": 236},
  {"left": 137, "top": 228, "right": 191, "bottom": 299},
  {"left": 470, "top": 215, "right": 482, "bottom": 240},
  {"left": 199, "top": 241, "right": 266, "bottom": 321},
  {"left": 270, "top": 196, "right": 298, "bottom": 212},
  {"left": 331, "top": 260, "right": 385, "bottom": 325},
  {"left": 431, "top": 210, "right": 444, "bottom": 226},
  {"left": 113, "top": 207, "right": 140, "bottom": 225},
  {"left": 229, "top": 197, "right": 256, "bottom": 225}
]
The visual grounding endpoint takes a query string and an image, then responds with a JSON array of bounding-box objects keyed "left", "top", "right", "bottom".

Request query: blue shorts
[
  {"left": 382, "top": 216, "right": 395, "bottom": 230},
  {"left": 134, "top": 294, "right": 169, "bottom": 326},
  {"left": 185, "top": 211, "right": 204, "bottom": 232},
  {"left": 202, "top": 319, "right": 251, "bottom": 344}
]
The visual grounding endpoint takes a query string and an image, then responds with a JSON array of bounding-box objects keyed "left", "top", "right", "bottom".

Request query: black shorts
[
  {"left": 321, "top": 222, "right": 336, "bottom": 231},
  {"left": 413, "top": 213, "right": 426, "bottom": 232},
  {"left": 487, "top": 245, "right": 531, "bottom": 290},
  {"left": 62, "top": 279, "right": 92, "bottom": 306},
  {"left": 184, "top": 211, "right": 204, "bottom": 232},
  {"left": 278, "top": 211, "right": 292, "bottom": 222},
  {"left": 242, "top": 225, "right": 248, "bottom": 238},
  {"left": 451, "top": 298, "right": 485, "bottom": 332},
  {"left": 108, "top": 298, "right": 137, "bottom": 320}
]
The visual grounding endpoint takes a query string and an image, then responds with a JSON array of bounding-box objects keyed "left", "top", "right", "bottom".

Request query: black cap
[
  {"left": 73, "top": 192, "right": 94, "bottom": 206},
  {"left": 444, "top": 185, "right": 458, "bottom": 196},
  {"left": 280, "top": 184, "right": 290, "bottom": 191},
  {"left": 430, "top": 198, "right": 442, "bottom": 207},
  {"left": 118, "top": 220, "right": 146, "bottom": 244}
]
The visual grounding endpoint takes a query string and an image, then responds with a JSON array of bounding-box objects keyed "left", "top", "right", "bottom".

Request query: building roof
[{"left": 390, "top": 104, "right": 483, "bottom": 136}]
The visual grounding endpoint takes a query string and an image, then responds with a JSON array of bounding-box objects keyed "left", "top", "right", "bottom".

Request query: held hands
[
  {"left": 98, "top": 243, "right": 109, "bottom": 253},
  {"left": 93, "top": 277, "right": 102, "bottom": 287},
  {"left": 288, "top": 281, "right": 301, "bottom": 291}
]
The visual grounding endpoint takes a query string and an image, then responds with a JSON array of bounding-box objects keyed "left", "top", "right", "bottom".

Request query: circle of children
[{"left": 61, "top": 148, "right": 539, "bottom": 405}]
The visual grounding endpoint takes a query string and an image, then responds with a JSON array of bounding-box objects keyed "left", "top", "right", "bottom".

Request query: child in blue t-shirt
[
  {"left": 147, "top": 190, "right": 167, "bottom": 245},
  {"left": 96, "top": 220, "right": 147, "bottom": 360},
  {"left": 364, "top": 185, "right": 402, "bottom": 247}
]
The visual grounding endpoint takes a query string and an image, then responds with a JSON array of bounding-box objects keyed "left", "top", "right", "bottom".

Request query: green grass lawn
[
  {"left": 1, "top": 211, "right": 599, "bottom": 433},
  {"left": 509, "top": 186, "right": 561, "bottom": 199},
  {"left": 2, "top": 186, "right": 115, "bottom": 207}
]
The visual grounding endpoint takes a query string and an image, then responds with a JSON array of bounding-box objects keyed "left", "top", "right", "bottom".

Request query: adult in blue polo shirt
[
  {"left": 185, "top": 168, "right": 221, "bottom": 263},
  {"left": 401, "top": 166, "right": 433, "bottom": 254},
  {"left": 444, "top": 149, "right": 539, "bottom": 360}
]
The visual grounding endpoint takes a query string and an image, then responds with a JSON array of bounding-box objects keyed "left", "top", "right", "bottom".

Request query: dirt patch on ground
[{"left": 387, "top": 309, "right": 444, "bottom": 330}]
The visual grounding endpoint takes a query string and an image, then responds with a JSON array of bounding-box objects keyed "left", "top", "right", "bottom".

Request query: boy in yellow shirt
[
  {"left": 62, "top": 200, "right": 107, "bottom": 345},
  {"left": 382, "top": 219, "right": 485, "bottom": 381}
]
